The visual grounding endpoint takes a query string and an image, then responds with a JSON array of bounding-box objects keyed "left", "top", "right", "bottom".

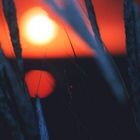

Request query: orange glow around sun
[{"left": 21, "top": 7, "right": 58, "bottom": 46}]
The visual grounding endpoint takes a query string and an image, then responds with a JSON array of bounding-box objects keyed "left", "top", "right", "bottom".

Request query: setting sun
[{"left": 21, "top": 7, "right": 58, "bottom": 45}]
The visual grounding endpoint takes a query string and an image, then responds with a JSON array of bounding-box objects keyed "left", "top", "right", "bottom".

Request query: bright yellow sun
[{"left": 21, "top": 7, "right": 58, "bottom": 45}]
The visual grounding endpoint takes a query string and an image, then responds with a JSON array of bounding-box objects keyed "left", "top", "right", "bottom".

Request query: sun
[{"left": 21, "top": 7, "right": 58, "bottom": 45}]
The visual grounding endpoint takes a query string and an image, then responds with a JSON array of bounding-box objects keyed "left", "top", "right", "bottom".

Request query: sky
[{"left": 0, "top": 0, "right": 140, "bottom": 58}]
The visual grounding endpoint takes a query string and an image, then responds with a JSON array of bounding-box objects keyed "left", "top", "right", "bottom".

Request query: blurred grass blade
[
  {"left": 84, "top": 0, "right": 129, "bottom": 103},
  {"left": 0, "top": 57, "right": 25, "bottom": 140},
  {"left": 124, "top": 0, "right": 140, "bottom": 132},
  {"left": 35, "top": 98, "right": 49, "bottom": 140},
  {"left": 45, "top": 0, "right": 128, "bottom": 104},
  {"left": 0, "top": 48, "right": 39, "bottom": 140},
  {"left": 0, "top": 88, "right": 25, "bottom": 140}
]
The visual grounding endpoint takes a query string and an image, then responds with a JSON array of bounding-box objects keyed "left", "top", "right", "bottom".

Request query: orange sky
[{"left": 0, "top": 0, "right": 139, "bottom": 58}]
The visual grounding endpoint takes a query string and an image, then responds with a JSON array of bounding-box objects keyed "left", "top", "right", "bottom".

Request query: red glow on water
[{"left": 25, "top": 70, "right": 55, "bottom": 98}]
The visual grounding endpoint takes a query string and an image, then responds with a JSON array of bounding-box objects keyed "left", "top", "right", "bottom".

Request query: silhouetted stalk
[
  {"left": 63, "top": 27, "right": 87, "bottom": 78},
  {"left": 84, "top": 0, "right": 102, "bottom": 42},
  {"left": 124, "top": 0, "right": 140, "bottom": 132},
  {"left": 2, "top": 0, "right": 28, "bottom": 97},
  {"left": 2, "top": 0, "right": 24, "bottom": 76}
]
